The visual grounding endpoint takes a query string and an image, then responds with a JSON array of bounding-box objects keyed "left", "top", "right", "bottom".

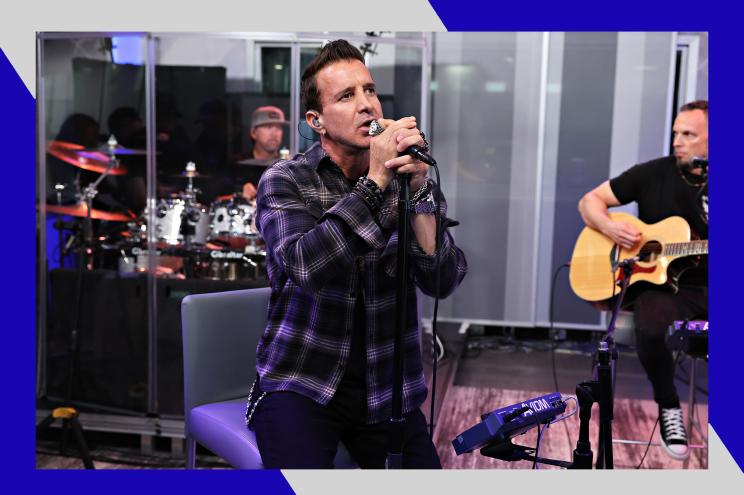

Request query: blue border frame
[
  {"left": 9, "top": 2, "right": 741, "bottom": 490},
  {"left": 1, "top": 46, "right": 294, "bottom": 493}
]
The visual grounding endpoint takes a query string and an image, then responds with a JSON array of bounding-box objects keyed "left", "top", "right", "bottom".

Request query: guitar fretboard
[{"left": 663, "top": 240, "right": 708, "bottom": 257}]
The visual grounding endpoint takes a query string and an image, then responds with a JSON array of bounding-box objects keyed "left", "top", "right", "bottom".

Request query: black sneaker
[{"left": 659, "top": 407, "right": 689, "bottom": 460}]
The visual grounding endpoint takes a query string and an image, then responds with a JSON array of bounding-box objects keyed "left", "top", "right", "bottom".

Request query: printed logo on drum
[
  {"left": 210, "top": 251, "right": 246, "bottom": 259},
  {"left": 132, "top": 247, "right": 162, "bottom": 256}
]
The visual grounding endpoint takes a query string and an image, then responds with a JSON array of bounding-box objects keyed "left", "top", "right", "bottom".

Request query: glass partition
[
  {"left": 38, "top": 34, "right": 151, "bottom": 414},
  {"left": 37, "top": 32, "right": 428, "bottom": 421}
]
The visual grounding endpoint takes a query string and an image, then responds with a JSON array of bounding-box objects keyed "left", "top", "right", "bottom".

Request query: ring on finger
[
  {"left": 419, "top": 131, "right": 429, "bottom": 150},
  {"left": 369, "top": 120, "right": 385, "bottom": 137}
]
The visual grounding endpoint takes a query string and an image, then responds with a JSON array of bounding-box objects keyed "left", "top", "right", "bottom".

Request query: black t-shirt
[{"left": 609, "top": 155, "right": 708, "bottom": 286}]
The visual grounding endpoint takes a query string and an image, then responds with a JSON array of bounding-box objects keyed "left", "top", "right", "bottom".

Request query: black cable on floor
[
  {"left": 549, "top": 262, "right": 571, "bottom": 448},
  {"left": 636, "top": 348, "right": 685, "bottom": 469}
]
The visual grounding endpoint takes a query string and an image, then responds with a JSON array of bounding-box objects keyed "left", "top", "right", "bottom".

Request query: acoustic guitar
[{"left": 569, "top": 212, "right": 707, "bottom": 307}]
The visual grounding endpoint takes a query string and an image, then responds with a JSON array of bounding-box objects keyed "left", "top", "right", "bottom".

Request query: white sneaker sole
[{"left": 659, "top": 429, "right": 690, "bottom": 461}]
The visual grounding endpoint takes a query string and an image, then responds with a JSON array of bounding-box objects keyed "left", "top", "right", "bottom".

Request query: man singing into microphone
[
  {"left": 246, "top": 39, "right": 467, "bottom": 468},
  {"left": 578, "top": 100, "right": 708, "bottom": 460}
]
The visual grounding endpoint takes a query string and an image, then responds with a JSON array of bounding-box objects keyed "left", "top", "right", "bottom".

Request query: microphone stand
[
  {"left": 36, "top": 137, "right": 120, "bottom": 469},
  {"left": 583, "top": 257, "right": 634, "bottom": 469},
  {"left": 386, "top": 173, "right": 411, "bottom": 469}
]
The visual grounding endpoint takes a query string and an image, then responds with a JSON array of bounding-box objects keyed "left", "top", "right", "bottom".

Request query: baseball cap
[{"left": 251, "top": 105, "right": 289, "bottom": 130}]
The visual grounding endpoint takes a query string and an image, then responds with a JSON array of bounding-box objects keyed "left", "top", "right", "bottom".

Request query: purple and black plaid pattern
[{"left": 254, "top": 142, "right": 468, "bottom": 423}]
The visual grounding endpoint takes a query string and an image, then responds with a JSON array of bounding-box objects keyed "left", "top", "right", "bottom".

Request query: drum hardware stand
[
  {"left": 75, "top": 136, "right": 122, "bottom": 269},
  {"left": 53, "top": 183, "right": 75, "bottom": 267},
  {"left": 179, "top": 162, "right": 203, "bottom": 277},
  {"left": 36, "top": 136, "right": 121, "bottom": 469},
  {"left": 241, "top": 255, "right": 259, "bottom": 279}
]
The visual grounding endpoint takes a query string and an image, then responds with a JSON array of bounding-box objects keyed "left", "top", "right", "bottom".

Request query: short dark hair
[
  {"left": 107, "top": 106, "right": 141, "bottom": 137},
  {"left": 680, "top": 100, "right": 708, "bottom": 117},
  {"left": 300, "top": 40, "right": 365, "bottom": 113}
]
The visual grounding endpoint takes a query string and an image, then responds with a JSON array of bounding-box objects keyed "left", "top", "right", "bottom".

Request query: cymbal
[
  {"left": 45, "top": 203, "right": 135, "bottom": 222},
  {"left": 82, "top": 144, "right": 156, "bottom": 156},
  {"left": 169, "top": 171, "right": 212, "bottom": 179},
  {"left": 236, "top": 158, "right": 273, "bottom": 167},
  {"left": 48, "top": 141, "right": 128, "bottom": 176}
]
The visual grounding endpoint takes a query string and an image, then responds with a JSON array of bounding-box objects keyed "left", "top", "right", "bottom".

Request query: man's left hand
[{"left": 243, "top": 182, "right": 258, "bottom": 200}]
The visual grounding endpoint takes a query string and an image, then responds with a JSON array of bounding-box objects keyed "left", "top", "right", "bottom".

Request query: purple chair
[{"left": 181, "top": 287, "right": 357, "bottom": 469}]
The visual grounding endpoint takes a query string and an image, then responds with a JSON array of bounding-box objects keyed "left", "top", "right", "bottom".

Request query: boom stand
[
  {"left": 569, "top": 339, "right": 615, "bottom": 469},
  {"left": 36, "top": 138, "right": 120, "bottom": 469},
  {"left": 578, "top": 260, "right": 634, "bottom": 469}
]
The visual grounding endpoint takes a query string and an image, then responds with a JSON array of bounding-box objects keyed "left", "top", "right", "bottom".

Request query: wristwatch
[{"left": 411, "top": 191, "right": 436, "bottom": 214}]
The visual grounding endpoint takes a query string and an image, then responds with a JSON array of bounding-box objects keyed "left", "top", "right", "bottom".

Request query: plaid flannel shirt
[{"left": 254, "top": 142, "right": 467, "bottom": 423}]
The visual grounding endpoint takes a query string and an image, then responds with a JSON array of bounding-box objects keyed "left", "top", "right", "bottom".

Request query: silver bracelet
[{"left": 411, "top": 179, "right": 433, "bottom": 203}]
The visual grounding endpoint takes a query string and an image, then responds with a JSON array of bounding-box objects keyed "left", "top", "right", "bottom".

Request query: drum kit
[{"left": 45, "top": 137, "right": 267, "bottom": 281}]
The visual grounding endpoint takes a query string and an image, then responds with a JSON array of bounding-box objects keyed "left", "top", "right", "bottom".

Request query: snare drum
[
  {"left": 149, "top": 198, "right": 209, "bottom": 246},
  {"left": 190, "top": 249, "right": 261, "bottom": 280},
  {"left": 208, "top": 196, "right": 260, "bottom": 249}
]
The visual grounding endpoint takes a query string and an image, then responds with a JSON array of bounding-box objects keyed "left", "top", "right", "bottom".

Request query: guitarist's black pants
[{"left": 632, "top": 285, "right": 707, "bottom": 408}]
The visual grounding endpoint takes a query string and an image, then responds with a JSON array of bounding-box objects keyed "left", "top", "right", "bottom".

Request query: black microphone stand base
[
  {"left": 481, "top": 438, "right": 574, "bottom": 469},
  {"left": 36, "top": 407, "right": 95, "bottom": 469}
]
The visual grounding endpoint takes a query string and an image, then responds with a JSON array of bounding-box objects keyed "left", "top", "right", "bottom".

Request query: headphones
[{"left": 311, "top": 115, "right": 321, "bottom": 128}]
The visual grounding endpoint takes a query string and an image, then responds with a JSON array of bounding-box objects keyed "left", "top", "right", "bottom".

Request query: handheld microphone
[
  {"left": 369, "top": 119, "right": 437, "bottom": 166},
  {"left": 405, "top": 145, "right": 437, "bottom": 167},
  {"left": 690, "top": 157, "right": 708, "bottom": 170},
  {"left": 684, "top": 156, "right": 708, "bottom": 171}
]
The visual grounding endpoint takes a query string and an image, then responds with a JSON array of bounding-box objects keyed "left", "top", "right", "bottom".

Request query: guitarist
[{"left": 578, "top": 101, "right": 708, "bottom": 460}]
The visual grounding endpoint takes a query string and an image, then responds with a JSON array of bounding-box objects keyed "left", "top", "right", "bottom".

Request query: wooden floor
[
  {"left": 434, "top": 386, "right": 708, "bottom": 469},
  {"left": 38, "top": 335, "right": 708, "bottom": 470},
  {"left": 38, "top": 385, "right": 708, "bottom": 470},
  {"left": 36, "top": 455, "right": 149, "bottom": 470}
]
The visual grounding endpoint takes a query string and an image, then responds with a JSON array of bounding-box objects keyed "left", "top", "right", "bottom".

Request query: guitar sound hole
[{"left": 639, "top": 241, "right": 662, "bottom": 262}]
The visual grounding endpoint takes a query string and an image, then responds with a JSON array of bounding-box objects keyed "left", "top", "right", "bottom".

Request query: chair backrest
[{"left": 181, "top": 287, "right": 271, "bottom": 424}]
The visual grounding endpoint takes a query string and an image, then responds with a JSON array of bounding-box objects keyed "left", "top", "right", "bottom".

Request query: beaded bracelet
[
  {"left": 352, "top": 189, "right": 380, "bottom": 214},
  {"left": 353, "top": 176, "right": 383, "bottom": 214},
  {"left": 357, "top": 176, "right": 384, "bottom": 204}
]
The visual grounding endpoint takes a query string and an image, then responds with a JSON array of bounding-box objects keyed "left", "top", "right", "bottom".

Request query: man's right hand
[
  {"left": 579, "top": 181, "right": 641, "bottom": 249},
  {"left": 602, "top": 220, "right": 642, "bottom": 250},
  {"left": 368, "top": 116, "right": 418, "bottom": 190}
]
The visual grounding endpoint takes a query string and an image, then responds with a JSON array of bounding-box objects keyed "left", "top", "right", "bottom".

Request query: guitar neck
[{"left": 663, "top": 240, "right": 708, "bottom": 257}]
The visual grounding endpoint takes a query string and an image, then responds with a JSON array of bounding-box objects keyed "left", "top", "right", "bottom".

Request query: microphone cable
[
  {"left": 549, "top": 262, "right": 572, "bottom": 448},
  {"left": 533, "top": 395, "right": 578, "bottom": 469},
  {"left": 635, "top": 346, "right": 685, "bottom": 469},
  {"left": 428, "top": 160, "right": 443, "bottom": 440}
]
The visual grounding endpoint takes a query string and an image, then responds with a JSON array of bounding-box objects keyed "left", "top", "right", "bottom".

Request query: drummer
[{"left": 237, "top": 106, "right": 289, "bottom": 200}]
